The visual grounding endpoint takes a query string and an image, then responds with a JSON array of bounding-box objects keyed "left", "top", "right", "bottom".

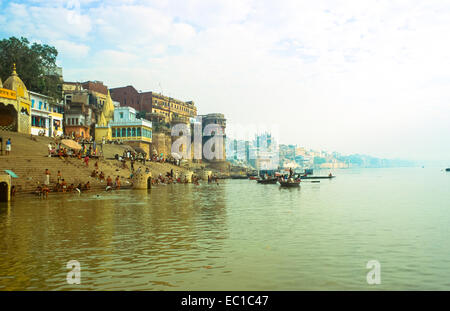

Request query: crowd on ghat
[
  {"left": 115, "top": 149, "right": 182, "bottom": 166},
  {"left": 35, "top": 161, "right": 123, "bottom": 198},
  {"left": 34, "top": 142, "right": 211, "bottom": 198}
]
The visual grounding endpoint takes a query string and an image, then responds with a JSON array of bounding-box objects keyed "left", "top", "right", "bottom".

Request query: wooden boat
[
  {"left": 257, "top": 178, "right": 278, "bottom": 184},
  {"left": 249, "top": 176, "right": 260, "bottom": 180},
  {"left": 279, "top": 180, "right": 301, "bottom": 187},
  {"left": 300, "top": 175, "right": 336, "bottom": 179},
  {"left": 231, "top": 175, "right": 249, "bottom": 179}
]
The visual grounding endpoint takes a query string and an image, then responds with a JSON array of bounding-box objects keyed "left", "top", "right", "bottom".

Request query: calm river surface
[{"left": 0, "top": 167, "right": 449, "bottom": 290}]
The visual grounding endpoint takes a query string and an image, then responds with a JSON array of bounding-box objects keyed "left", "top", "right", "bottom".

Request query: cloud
[
  {"left": 0, "top": 2, "right": 92, "bottom": 41},
  {"left": 54, "top": 40, "right": 90, "bottom": 59},
  {"left": 1, "top": 0, "right": 450, "bottom": 160}
]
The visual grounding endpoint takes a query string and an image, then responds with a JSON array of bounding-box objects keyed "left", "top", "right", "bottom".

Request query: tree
[
  {"left": 0, "top": 36, "right": 61, "bottom": 101},
  {"left": 136, "top": 111, "right": 146, "bottom": 119}
]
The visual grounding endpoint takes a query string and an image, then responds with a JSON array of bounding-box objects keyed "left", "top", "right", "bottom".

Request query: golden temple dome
[{"left": 3, "top": 63, "right": 29, "bottom": 99}]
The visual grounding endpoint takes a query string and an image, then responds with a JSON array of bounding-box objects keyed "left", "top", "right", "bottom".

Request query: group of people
[
  {"left": 35, "top": 159, "right": 125, "bottom": 197},
  {"left": 35, "top": 168, "right": 93, "bottom": 198},
  {"left": 149, "top": 154, "right": 181, "bottom": 166},
  {"left": 153, "top": 172, "right": 192, "bottom": 185},
  {"left": 207, "top": 175, "right": 219, "bottom": 183}
]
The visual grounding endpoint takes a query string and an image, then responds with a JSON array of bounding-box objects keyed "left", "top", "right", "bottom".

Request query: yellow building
[
  {"left": 94, "top": 90, "right": 116, "bottom": 142},
  {"left": 63, "top": 81, "right": 115, "bottom": 140},
  {"left": 0, "top": 64, "right": 32, "bottom": 134},
  {"left": 151, "top": 93, "right": 197, "bottom": 123}
]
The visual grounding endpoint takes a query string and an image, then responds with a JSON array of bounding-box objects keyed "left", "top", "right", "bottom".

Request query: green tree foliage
[
  {"left": 136, "top": 111, "right": 146, "bottom": 119},
  {"left": 0, "top": 36, "right": 61, "bottom": 101}
]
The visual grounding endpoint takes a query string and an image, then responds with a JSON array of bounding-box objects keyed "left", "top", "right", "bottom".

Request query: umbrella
[
  {"left": 61, "top": 139, "right": 82, "bottom": 150},
  {"left": 4, "top": 170, "right": 18, "bottom": 178},
  {"left": 134, "top": 146, "right": 147, "bottom": 155},
  {"left": 171, "top": 152, "right": 182, "bottom": 160}
]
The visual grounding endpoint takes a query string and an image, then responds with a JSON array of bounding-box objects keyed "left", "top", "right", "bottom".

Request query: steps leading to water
[{"left": 0, "top": 155, "right": 127, "bottom": 193}]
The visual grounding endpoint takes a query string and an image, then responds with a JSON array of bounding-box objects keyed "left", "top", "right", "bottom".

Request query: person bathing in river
[
  {"left": 106, "top": 176, "right": 113, "bottom": 187},
  {"left": 44, "top": 169, "right": 51, "bottom": 186},
  {"left": 67, "top": 184, "right": 74, "bottom": 192},
  {"left": 61, "top": 179, "right": 67, "bottom": 192},
  {"left": 115, "top": 176, "right": 121, "bottom": 189},
  {"left": 42, "top": 184, "right": 50, "bottom": 198}
]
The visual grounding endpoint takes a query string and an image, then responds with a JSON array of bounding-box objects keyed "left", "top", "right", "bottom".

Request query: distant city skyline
[{"left": 1, "top": 0, "right": 449, "bottom": 163}]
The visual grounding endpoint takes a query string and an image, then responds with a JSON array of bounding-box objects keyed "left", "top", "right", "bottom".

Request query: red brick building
[
  {"left": 110, "top": 85, "right": 197, "bottom": 124},
  {"left": 109, "top": 85, "right": 152, "bottom": 113}
]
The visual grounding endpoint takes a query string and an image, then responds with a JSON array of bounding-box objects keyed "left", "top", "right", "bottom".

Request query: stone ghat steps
[{"left": 0, "top": 156, "right": 123, "bottom": 193}]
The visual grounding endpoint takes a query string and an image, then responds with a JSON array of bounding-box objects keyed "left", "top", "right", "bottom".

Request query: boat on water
[
  {"left": 300, "top": 175, "right": 336, "bottom": 179},
  {"left": 249, "top": 176, "right": 260, "bottom": 180},
  {"left": 279, "top": 180, "right": 301, "bottom": 187},
  {"left": 257, "top": 178, "right": 278, "bottom": 184},
  {"left": 230, "top": 175, "right": 249, "bottom": 179}
]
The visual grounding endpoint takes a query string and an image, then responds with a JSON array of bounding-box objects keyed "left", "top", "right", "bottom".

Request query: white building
[{"left": 29, "top": 91, "right": 64, "bottom": 137}]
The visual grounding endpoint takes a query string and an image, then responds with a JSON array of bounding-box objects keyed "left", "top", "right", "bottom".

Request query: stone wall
[{"left": 150, "top": 132, "right": 172, "bottom": 157}]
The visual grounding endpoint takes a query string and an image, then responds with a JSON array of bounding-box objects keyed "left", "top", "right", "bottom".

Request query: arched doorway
[
  {"left": 0, "top": 182, "right": 9, "bottom": 202},
  {"left": 0, "top": 102, "right": 18, "bottom": 131},
  {"left": 147, "top": 177, "right": 152, "bottom": 189}
]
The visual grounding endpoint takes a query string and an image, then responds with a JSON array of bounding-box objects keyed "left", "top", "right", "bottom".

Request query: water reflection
[
  {"left": 1, "top": 169, "right": 450, "bottom": 290},
  {"left": 0, "top": 183, "right": 229, "bottom": 290}
]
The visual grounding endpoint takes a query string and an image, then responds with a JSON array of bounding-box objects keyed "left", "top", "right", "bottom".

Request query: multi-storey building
[
  {"left": 110, "top": 85, "right": 197, "bottom": 124},
  {"left": 108, "top": 106, "right": 152, "bottom": 156},
  {"left": 63, "top": 81, "right": 115, "bottom": 139},
  {"left": 29, "top": 91, "right": 64, "bottom": 137}
]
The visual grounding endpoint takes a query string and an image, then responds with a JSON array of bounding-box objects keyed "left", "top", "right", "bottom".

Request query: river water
[{"left": 0, "top": 167, "right": 449, "bottom": 290}]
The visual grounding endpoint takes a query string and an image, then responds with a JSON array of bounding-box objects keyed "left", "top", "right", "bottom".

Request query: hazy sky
[{"left": 1, "top": 0, "right": 449, "bottom": 162}]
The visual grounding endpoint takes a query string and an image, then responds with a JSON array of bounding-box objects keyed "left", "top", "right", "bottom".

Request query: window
[
  {"left": 39, "top": 101, "right": 42, "bottom": 110},
  {"left": 31, "top": 99, "right": 35, "bottom": 108},
  {"left": 137, "top": 128, "right": 141, "bottom": 136},
  {"left": 120, "top": 112, "right": 124, "bottom": 119},
  {"left": 122, "top": 128, "right": 126, "bottom": 137},
  {"left": 112, "top": 129, "right": 116, "bottom": 137},
  {"left": 127, "top": 128, "right": 131, "bottom": 137},
  {"left": 132, "top": 127, "right": 136, "bottom": 137}
]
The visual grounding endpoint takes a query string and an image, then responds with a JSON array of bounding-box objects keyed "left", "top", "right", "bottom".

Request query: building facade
[
  {"left": 0, "top": 64, "right": 31, "bottom": 134},
  {"left": 63, "top": 81, "right": 115, "bottom": 140},
  {"left": 110, "top": 85, "right": 197, "bottom": 124},
  {"left": 201, "top": 113, "right": 227, "bottom": 163},
  {"left": 29, "top": 91, "right": 64, "bottom": 137},
  {"left": 108, "top": 106, "right": 153, "bottom": 157}
]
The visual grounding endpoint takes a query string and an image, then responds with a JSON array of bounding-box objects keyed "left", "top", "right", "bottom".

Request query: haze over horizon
[{"left": 1, "top": 0, "right": 449, "bottom": 163}]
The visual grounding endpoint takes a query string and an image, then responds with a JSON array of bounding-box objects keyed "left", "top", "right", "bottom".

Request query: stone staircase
[{"left": 0, "top": 155, "right": 121, "bottom": 193}]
